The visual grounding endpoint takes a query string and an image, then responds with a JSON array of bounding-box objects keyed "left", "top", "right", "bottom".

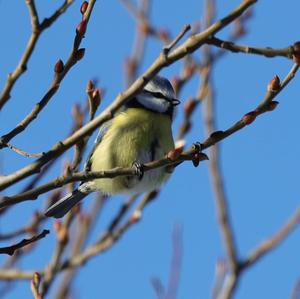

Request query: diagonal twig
[
  {"left": 0, "top": 0, "right": 97, "bottom": 148},
  {"left": 0, "top": 0, "right": 74, "bottom": 110},
  {"left": 207, "top": 36, "right": 294, "bottom": 59},
  {"left": 0, "top": 230, "right": 49, "bottom": 256},
  {"left": 0, "top": 0, "right": 257, "bottom": 192}
]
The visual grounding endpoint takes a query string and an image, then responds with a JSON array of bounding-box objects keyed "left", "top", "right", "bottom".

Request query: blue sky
[{"left": 0, "top": 1, "right": 300, "bottom": 298}]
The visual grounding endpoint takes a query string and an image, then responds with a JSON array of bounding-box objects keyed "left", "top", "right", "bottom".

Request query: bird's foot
[{"left": 132, "top": 161, "right": 144, "bottom": 180}]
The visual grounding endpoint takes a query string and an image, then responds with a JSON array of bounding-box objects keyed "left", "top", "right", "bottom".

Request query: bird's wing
[{"left": 84, "top": 119, "right": 113, "bottom": 171}]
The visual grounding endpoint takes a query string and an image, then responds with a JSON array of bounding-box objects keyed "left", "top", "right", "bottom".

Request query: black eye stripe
[
  {"left": 144, "top": 89, "right": 170, "bottom": 102},
  {"left": 143, "top": 89, "right": 181, "bottom": 106}
]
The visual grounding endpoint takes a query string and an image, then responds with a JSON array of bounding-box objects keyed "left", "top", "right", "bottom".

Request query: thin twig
[
  {"left": 165, "top": 224, "right": 183, "bottom": 299},
  {"left": 0, "top": 0, "right": 256, "bottom": 192},
  {"left": 0, "top": 230, "right": 49, "bottom": 256},
  {"left": 0, "top": 0, "right": 96, "bottom": 148},
  {"left": 0, "top": 0, "right": 74, "bottom": 110},
  {"left": 54, "top": 195, "right": 104, "bottom": 299},
  {"left": 0, "top": 149, "right": 207, "bottom": 208},
  {"left": 202, "top": 0, "right": 239, "bottom": 277},
  {"left": 240, "top": 207, "right": 300, "bottom": 270},
  {"left": 1, "top": 59, "right": 298, "bottom": 208},
  {"left": 4, "top": 142, "right": 44, "bottom": 158},
  {"left": 39, "top": 212, "right": 75, "bottom": 296},
  {"left": 291, "top": 276, "right": 300, "bottom": 299},
  {"left": 163, "top": 24, "right": 191, "bottom": 55},
  {"left": 124, "top": 0, "right": 150, "bottom": 86},
  {"left": 207, "top": 36, "right": 294, "bottom": 59}
]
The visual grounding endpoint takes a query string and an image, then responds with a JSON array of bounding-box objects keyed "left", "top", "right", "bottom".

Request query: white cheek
[{"left": 137, "top": 95, "right": 169, "bottom": 113}]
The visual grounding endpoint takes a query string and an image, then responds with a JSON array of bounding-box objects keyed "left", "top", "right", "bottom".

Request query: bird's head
[{"left": 134, "top": 76, "right": 180, "bottom": 117}]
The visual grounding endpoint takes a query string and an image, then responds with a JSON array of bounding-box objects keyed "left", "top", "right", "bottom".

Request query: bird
[{"left": 45, "top": 75, "right": 180, "bottom": 218}]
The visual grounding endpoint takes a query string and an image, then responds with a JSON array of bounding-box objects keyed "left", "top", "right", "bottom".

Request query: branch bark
[{"left": 0, "top": 0, "right": 256, "bottom": 192}]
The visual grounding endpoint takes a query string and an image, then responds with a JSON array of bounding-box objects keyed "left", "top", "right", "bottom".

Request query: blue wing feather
[{"left": 84, "top": 119, "right": 113, "bottom": 171}]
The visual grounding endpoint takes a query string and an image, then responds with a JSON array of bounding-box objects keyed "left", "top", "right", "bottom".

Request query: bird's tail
[{"left": 45, "top": 188, "right": 88, "bottom": 218}]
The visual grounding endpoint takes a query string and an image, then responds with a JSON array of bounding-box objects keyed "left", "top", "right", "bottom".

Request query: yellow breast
[{"left": 89, "top": 108, "right": 174, "bottom": 194}]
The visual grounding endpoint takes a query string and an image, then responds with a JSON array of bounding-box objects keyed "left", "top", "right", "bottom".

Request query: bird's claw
[
  {"left": 132, "top": 161, "right": 144, "bottom": 180},
  {"left": 192, "top": 142, "right": 203, "bottom": 153}
]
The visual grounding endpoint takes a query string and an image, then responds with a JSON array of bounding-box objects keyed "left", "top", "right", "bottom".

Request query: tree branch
[
  {"left": 0, "top": 230, "right": 49, "bottom": 256},
  {"left": 0, "top": 147, "right": 208, "bottom": 208},
  {"left": 0, "top": 0, "right": 96, "bottom": 147},
  {"left": 0, "top": 0, "right": 257, "bottom": 192},
  {"left": 207, "top": 36, "right": 294, "bottom": 58},
  {"left": 0, "top": 0, "right": 74, "bottom": 110},
  {"left": 240, "top": 207, "right": 300, "bottom": 270}
]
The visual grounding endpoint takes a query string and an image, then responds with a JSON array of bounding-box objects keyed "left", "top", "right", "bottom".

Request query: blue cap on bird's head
[{"left": 134, "top": 76, "right": 180, "bottom": 115}]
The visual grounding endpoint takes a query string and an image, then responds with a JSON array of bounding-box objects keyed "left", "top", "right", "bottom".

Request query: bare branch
[
  {"left": 0, "top": 0, "right": 257, "bottom": 192},
  {"left": 0, "top": 0, "right": 97, "bottom": 148},
  {"left": 241, "top": 207, "right": 300, "bottom": 270},
  {"left": 0, "top": 147, "right": 208, "bottom": 208},
  {"left": 124, "top": 0, "right": 150, "bottom": 86},
  {"left": 0, "top": 230, "right": 49, "bottom": 256},
  {"left": 163, "top": 24, "right": 191, "bottom": 55},
  {"left": 0, "top": 269, "right": 36, "bottom": 280},
  {"left": 207, "top": 36, "right": 294, "bottom": 58},
  {"left": 0, "top": 0, "right": 74, "bottom": 110},
  {"left": 40, "top": 212, "right": 75, "bottom": 296},
  {"left": 30, "top": 272, "right": 41, "bottom": 299},
  {"left": 4, "top": 142, "right": 44, "bottom": 158}
]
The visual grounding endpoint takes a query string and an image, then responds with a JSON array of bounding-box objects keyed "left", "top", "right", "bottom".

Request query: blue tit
[{"left": 45, "top": 76, "right": 180, "bottom": 218}]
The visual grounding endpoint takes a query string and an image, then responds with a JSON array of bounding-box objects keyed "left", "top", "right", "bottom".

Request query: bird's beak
[{"left": 171, "top": 98, "right": 181, "bottom": 106}]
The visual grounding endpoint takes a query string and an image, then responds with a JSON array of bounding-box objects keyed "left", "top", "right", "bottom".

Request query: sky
[{"left": 0, "top": 1, "right": 300, "bottom": 298}]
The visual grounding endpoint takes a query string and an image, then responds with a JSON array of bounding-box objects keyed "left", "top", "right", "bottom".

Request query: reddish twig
[
  {"left": 0, "top": 0, "right": 256, "bottom": 192},
  {"left": 0, "top": 0, "right": 74, "bottom": 110},
  {"left": 0, "top": 0, "right": 97, "bottom": 148}
]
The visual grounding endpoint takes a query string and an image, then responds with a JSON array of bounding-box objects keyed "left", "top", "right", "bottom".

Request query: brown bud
[
  {"left": 76, "top": 20, "right": 87, "bottom": 36},
  {"left": 139, "top": 23, "right": 153, "bottom": 35},
  {"left": 125, "top": 58, "right": 137, "bottom": 74},
  {"left": 292, "top": 41, "right": 300, "bottom": 64},
  {"left": 75, "top": 48, "right": 85, "bottom": 60},
  {"left": 148, "top": 190, "right": 159, "bottom": 200},
  {"left": 184, "top": 63, "right": 196, "bottom": 78},
  {"left": 130, "top": 210, "right": 142, "bottom": 224},
  {"left": 57, "top": 227, "right": 69, "bottom": 245},
  {"left": 92, "top": 89, "right": 101, "bottom": 107},
  {"left": 71, "top": 202, "right": 81, "bottom": 215},
  {"left": 26, "top": 224, "right": 36, "bottom": 235},
  {"left": 192, "top": 152, "right": 208, "bottom": 167},
  {"left": 167, "top": 146, "right": 184, "bottom": 161},
  {"left": 157, "top": 29, "right": 170, "bottom": 41},
  {"left": 171, "top": 76, "right": 180, "bottom": 92},
  {"left": 192, "top": 153, "right": 200, "bottom": 167},
  {"left": 191, "top": 21, "right": 201, "bottom": 34},
  {"left": 32, "top": 272, "right": 41, "bottom": 287},
  {"left": 72, "top": 104, "right": 84, "bottom": 126},
  {"left": 232, "top": 19, "right": 246, "bottom": 37},
  {"left": 241, "top": 111, "right": 257, "bottom": 125},
  {"left": 184, "top": 98, "right": 197, "bottom": 117},
  {"left": 54, "top": 59, "right": 64, "bottom": 73},
  {"left": 80, "top": 1, "right": 89, "bottom": 14},
  {"left": 78, "top": 213, "right": 88, "bottom": 224},
  {"left": 86, "top": 80, "right": 94, "bottom": 93},
  {"left": 266, "top": 101, "right": 279, "bottom": 111},
  {"left": 267, "top": 75, "right": 280, "bottom": 92},
  {"left": 53, "top": 220, "right": 62, "bottom": 233},
  {"left": 48, "top": 190, "right": 62, "bottom": 206}
]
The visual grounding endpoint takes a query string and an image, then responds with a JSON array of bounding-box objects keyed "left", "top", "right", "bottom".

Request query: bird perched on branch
[{"left": 45, "top": 76, "right": 180, "bottom": 218}]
